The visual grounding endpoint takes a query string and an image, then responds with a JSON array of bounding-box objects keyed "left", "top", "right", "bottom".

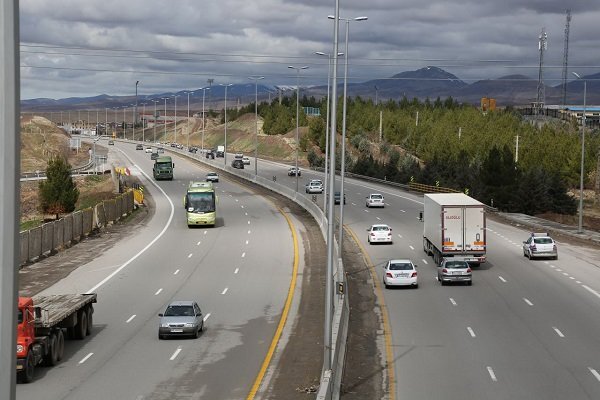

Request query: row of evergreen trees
[{"left": 245, "top": 94, "right": 596, "bottom": 215}]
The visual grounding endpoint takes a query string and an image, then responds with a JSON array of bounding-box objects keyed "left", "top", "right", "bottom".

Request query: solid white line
[
  {"left": 467, "top": 327, "right": 476, "bottom": 337},
  {"left": 498, "top": 276, "right": 507, "bottom": 283},
  {"left": 203, "top": 313, "right": 211, "bottom": 322},
  {"left": 86, "top": 154, "right": 175, "bottom": 293},
  {"left": 242, "top": 252, "right": 246, "bottom": 258},
  {"left": 170, "top": 347, "right": 182, "bottom": 361},
  {"left": 188, "top": 253, "right": 193, "bottom": 258},
  {"left": 126, "top": 315, "right": 136, "bottom": 323},
  {"left": 174, "top": 269, "right": 180, "bottom": 275},
  {"left": 523, "top": 298, "right": 534, "bottom": 306},
  {"left": 589, "top": 368, "right": 600, "bottom": 382},
  {"left": 79, "top": 353, "right": 94, "bottom": 364},
  {"left": 155, "top": 288, "right": 163, "bottom": 295},
  {"left": 487, "top": 366, "right": 498, "bottom": 382},
  {"left": 221, "top": 287, "right": 228, "bottom": 295},
  {"left": 553, "top": 327, "right": 565, "bottom": 338},
  {"left": 449, "top": 298, "right": 457, "bottom": 306},
  {"left": 234, "top": 268, "right": 239, "bottom": 274},
  {"left": 409, "top": 245, "right": 415, "bottom": 250},
  {"left": 582, "top": 285, "right": 600, "bottom": 299}
]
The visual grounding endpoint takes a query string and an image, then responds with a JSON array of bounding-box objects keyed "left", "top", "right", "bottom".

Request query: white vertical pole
[{"left": 0, "top": 1, "right": 20, "bottom": 398}]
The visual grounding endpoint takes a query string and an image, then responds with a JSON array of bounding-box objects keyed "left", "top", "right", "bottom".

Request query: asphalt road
[
  {"left": 17, "top": 142, "right": 299, "bottom": 400},
  {"left": 190, "top": 146, "right": 600, "bottom": 400}
]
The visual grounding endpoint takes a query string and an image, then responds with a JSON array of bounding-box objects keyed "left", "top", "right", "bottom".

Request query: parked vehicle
[
  {"left": 158, "top": 300, "right": 204, "bottom": 339},
  {"left": 16, "top": 294, "right": 97, "bottom": 382},
  {"left": 383, "top": 259, "right": 418, "bottom": 289},
  {"left": 422, "top": 193, "right": 486, "bottom": 266},
  {"left": 522, "top": 232, "right": 558, "bottom": 260},
  {"left": 437, "top": 257, "right": 473, "bottom": 285},
  {"left": 367, "top": 224, "right": 393, "bottom": 244}
]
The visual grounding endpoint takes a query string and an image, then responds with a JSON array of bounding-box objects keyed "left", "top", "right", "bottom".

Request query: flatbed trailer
[{"left": 16, "top": 293, "right": 97, "bottom": 383}]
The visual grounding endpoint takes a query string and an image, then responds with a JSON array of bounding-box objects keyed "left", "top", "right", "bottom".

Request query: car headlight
[
  {"left": 160, "top": 323, "right": 170, "bottom": 328},
  {"left": 17, "top": 344, "right": 24, "bottom": 353},
  {"left": 184, "top": 323, "right": 195, "bottom": 328}
]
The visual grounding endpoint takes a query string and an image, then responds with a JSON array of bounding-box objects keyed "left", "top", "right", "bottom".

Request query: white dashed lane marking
[
  {"left": 170, "top": 347, "right": 182, "bottom": 361},
  {"left": 126, "top": 315, "right": 136, "bottom": 323},
  {"left": 79, "top": 353, "right": 94, "bottom": 364},
  {"left": 498, "top": 276, "right": 507, "bottom": 283},
  {"left": 449, "top": 298, "right": 457, "bottom": 306},
  {"left": 409, "top": 245, "right": 414, "bottom": 250},
  {"left": 188, "top": 253, "right": 193, "bottom": 258},
  {"left": 553, "top": 327, "right": 565, "bottom": 338},
  {"left": 467, "top": 327, "right": 476, "bottom": 338},
  {"left": 155, "top": 288, "right": 163, "bottom": 296},
  {"left": 589, "top": 368, "right": 600, "bottom": 382},
  {"left": 203, "top": 313, "right": 211, "bottom": 322},
  {"left": 523, "top": 298, "right": 534, "bottom": 306},
  {"left": 234, "top": 268, "right": 239, "bottom": 274},
  {"left": 221, "top": 288, "right": 229, "bottom": 295},
  {"left": 487, "top": 366, "right": 498, "bottom": 382},
  {"left": 242, "top": 252, "right": 246, "bottom": 258},
  {"left": 174, "top": 269, "right": 180, "bottom": 275}
]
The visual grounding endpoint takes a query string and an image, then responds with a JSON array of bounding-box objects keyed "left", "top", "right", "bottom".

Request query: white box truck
[{"left": 423, "top": 193, "right": 486, "bottom": 266}]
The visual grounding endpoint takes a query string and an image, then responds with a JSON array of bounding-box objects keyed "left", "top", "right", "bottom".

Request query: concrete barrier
[
  {"left": 94, "top": 202, "right": 107, "bottom": 227},
  {"left": 104, "top": 199, "right": 116, "bottom": 223},
  {"left": 41, "top": 222, "right": 53, "bottom": 255},
  {"left": 82, "top": 208, "right": 93, "bottom": 235},
  {"left": 28, "top": 226, "right": 42, "bottom": 261},
  {"left": 63, "top": 214, "right": 73, "bottom": 243},
  {"left": 115, "top": 195, "right": 122, "bottom": 219},
  {"left": 20, "top": 232, "right": 29, "bottom": 265},
  {"left": 72, "top": 210, "right": 83, "bottom": 240},
  {"left": 52, "top": 218, "right": 64, "bottom": 250}
]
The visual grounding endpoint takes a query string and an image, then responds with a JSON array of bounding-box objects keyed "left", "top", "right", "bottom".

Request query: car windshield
[
  {"left": 534, "top": 238, "right": 553, "bottom": 244},
  {"left": 187, "top": 192, "right": 215, "bottom": 213},
  {"left": 155, "top": 162, "right": 171, "bottom": 170},
  {"left": 371, "top": 195, "right": 383, "bottom": 200},
  {"left": 164, "top": 305, "right": 195, "bottom": 317},
  {"left": 445, "top": 261, "right": 469, "bottom": 269},
  {"left": 389, "top": 263, "right": 413, "bottom": 271},
  {"left": 207, "top": 173, "right": 217, "bottom": 177}
]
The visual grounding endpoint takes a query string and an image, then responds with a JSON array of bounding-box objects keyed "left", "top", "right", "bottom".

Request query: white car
[
  {"left": 242, "top": 156, "right": 251, "bottom": 165},
  {"left": 383, "top": 259, "right": 418, "bottom": 288},
  {"left": 305, "top": 180, "right": 323, "bottom": 194},
  {"left": 366, "top": 193, "right": 385, "bottom": 208},
  {"left": 367, "top": 224, "right": 393, "bottom": 244},
  {"left": 145, "top": 147, "right": 153, "bottom": 153},
  {"left": 522, "top": 232, "right": 558, "bottom": 260}
]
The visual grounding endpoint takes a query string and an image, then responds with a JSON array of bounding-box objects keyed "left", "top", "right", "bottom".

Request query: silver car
[
  {"left": 522, "top": 232, "right": 558, "bottom": 260},
  {"left": 366, "top": 193, "right": 385, "bottom": 208},
  {"left": 438, "top": 258, "right": 472, "bottom": 286},
  {"left": 158, "top": 301, "right": 204, "bottom": 339}
]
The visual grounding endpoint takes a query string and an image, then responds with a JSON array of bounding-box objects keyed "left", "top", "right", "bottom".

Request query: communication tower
[
  {"left": 534, "top": 28, "right": 548, "bottom": 117},
  {"left": 561, "top": 10, "right": 572, "bottom": 106}
]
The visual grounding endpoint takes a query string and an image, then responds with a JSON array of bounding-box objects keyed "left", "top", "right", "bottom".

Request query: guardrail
[{"left": 151, "top": 142, "right": 348, "bottom": 400}]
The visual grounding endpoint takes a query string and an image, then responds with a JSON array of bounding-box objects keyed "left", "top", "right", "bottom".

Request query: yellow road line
[
  {"left": 346, "top": 226, "right": 396, "bottom": 400},
  {"left": 246, "top": 206, "right": 299, "bottom": 400}
]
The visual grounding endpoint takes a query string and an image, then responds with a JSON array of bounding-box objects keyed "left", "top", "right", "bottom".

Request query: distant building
[{"left": 481, "top": 97, "right": 496, "bottom": 112}]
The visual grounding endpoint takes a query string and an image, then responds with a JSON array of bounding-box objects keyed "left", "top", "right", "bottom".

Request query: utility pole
[
  {"left": 561, "top": 10, "right": 572, "bottom": 107},
  {"left": 535, "top": 28, "right": 548, "bottom": 119},
  {"left": 515, "top": 135, "right": 519, "bottom": 163}
]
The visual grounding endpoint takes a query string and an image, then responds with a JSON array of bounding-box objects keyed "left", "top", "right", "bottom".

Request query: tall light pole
[
  {"left": 134, "top": 80, "right": 139, "bottom": 125},
  {"left": 573, "top": 72, "right": 587, "bottom": 233},
  {"left": 316, "top": 51, "right": 342, "bottom": 213},
  {"left": 220, "top": 83, "right": 233, "bottom": 165},
  {"left": 122, "top": 106, "right": 127, "bottom": 139},
  {"left": 113, "top": 107, "right": 118, "bottom": 138},
  {"left": 288, "top": 66, "right": 309, "bottom": 192},
  {"left": 141, "top": 103, "right": 147, "bottom": 142},
  {"left": 162, "top": 97, "right": 169, "bottom": 141},
  {"left": 152, "top": 100, "right": 159, "bottom": 143},
  {"left": 249, "top": 76, "right": 264, "bottom": 175},
  {"left": 172, "top": 94, "right": 180, "bottom": 144},
  {"left": 105, "top": 108, "right": 109, "bottom": 137},
  {"left": 131, "top": 104, "right": 136, "bottom": 140},
  {"left": 330, "top": 14, "right": 368, "bottom": 252},
  {"left": 201, "top": 87, "right": 210, "bottom": 152},
  {"left": 185, "top": 91, "right": 193, "bottom": 149}
]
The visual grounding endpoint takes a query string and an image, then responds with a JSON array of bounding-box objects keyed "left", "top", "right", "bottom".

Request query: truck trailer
[
  {"left": 16, "top": 293, "right": 97, "bottom": 383},
  {"left": 422, "top": 193, "right": 486, "bottom": 266}
]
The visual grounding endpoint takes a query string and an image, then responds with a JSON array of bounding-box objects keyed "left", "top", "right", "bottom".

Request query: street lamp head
[
  {"left": 572, "top": 72, "right": 582, "bottom": 79},
  {"left": 354, "top": 16, "right": 368, "bottom": 21},
  {"left": 248, "top": 76, "right": 265, "bottom": 80},
  {"left": 315, "top": 51, "right": 327, "bottom": 56},
  {"left": 328, "top": 15, "right": 335, "bottom": 19}
]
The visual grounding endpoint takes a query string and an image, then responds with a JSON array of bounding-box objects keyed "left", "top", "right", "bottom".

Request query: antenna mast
[
  {"left": 535, "top": 28, "right": 548, "bottom": 117},
  {"left": 561, "top": 10, "right": 572, "bottom": 106}
]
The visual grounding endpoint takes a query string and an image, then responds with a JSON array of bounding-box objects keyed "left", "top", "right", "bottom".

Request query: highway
[
  {"left": 191, "top": 145, "right": 600, "bottom": 400},
  {"left": 17, "top": 141, "right": 300, "bottom": 399}
]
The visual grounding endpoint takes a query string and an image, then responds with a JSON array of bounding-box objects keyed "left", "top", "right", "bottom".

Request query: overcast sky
[{"left": 19, "top": 0, "right": 600, "bottom": 100}]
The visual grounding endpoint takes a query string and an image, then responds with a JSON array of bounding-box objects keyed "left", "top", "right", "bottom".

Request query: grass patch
[{"left": 20, "top": 219, "right": 43, "bottom": 231}]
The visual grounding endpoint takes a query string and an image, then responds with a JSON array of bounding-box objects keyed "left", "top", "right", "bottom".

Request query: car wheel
[
  {"left": 414, "top": 284, "right": 419, "bottom": 289},
  {"left": 193, "top": 327, "right": 200, "bottom": 339},
  {"left": 383, "top": 279, "right": 389, "bottom": 289},
  {"left": 158, "top": 333, "right": 164, "bottom": 340},
  {"left": 554, "top": 255, "right": 558, "bottom": 260},
  {"left": 440, "top": 279, "right": 446, "bottom": 286},
  {"left": 467, "top": 281, "right": 473, "bottom": 286}
]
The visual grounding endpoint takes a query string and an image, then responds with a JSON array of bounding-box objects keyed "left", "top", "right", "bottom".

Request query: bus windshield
[{"left": 186, "top": 192, "right": 215, "bottom": 213}]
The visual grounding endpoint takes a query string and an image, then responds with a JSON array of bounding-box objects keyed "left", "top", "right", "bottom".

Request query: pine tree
[{"left": 39, "top": 156, "right": 79, "bottom": 219}]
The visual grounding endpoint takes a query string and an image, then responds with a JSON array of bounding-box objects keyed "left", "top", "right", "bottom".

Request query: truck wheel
[
  {"left": 86, "top": 307, "right": 93, "bottom": 336},
  {"left": 75, "top": 311, "right": 88, "bottom": 340},
  {"left": 56, "top": 330, "right": 65, "bottom": 361},
  {"left": 19, "top": 352, "right": 35, "bottom": 383},
  {"left": 45, "top": 333, "right": 59, "bottom": 366}
]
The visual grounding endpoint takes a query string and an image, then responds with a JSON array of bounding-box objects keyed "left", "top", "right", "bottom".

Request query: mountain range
[{"left": 21, "top": 67, "right": 599, "bottom": 112}]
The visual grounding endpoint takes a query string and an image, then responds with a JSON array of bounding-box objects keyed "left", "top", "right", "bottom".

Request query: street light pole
[
  {"left": 105, "top": 108, "right": 108, "bottom": 137},
  {"left": 152, "top": 100, "right": 159, "bottom": 143},
  {"left": 172, "top": 94, "right": 180, "bottom": 144},
  {"left": 249, "top": 76, "right": 265, "bottom": 175},
  {"left": 288, "top": 66, "right": 309, "bottom": 192},
  {"left": 573, "top": 72, "right": 587, "bottom": 234},
  {"left": 141, "top": 103, "right": 147, "bottom": 142},
  {"left": 162, "top": 97, "right": 169, "bottom": 141},
  {"left": 220, "top": 83, "right": 233, "bottom": 165},
  {"left": 201, "top": 87, "right": 210, "bottom": 153},
  {"left": 135, "top": 80, "right": 139, "bottom": 125},
  {"left": 186, "top": 91, "right": 192, "bottom": 149},
  {"left": 131, "top": 104, "right": 135, "bottom": 140},
  {"left": 122, "top": 106, "right": 127, "bottom": 139}
]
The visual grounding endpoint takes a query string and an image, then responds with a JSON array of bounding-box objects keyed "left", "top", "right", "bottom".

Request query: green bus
[
  {"left": 153, "top": 156, "right": 174, "bottom": 180},
  {"left": 184, "top": 181, "right": 217, "bottom": 227}
]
